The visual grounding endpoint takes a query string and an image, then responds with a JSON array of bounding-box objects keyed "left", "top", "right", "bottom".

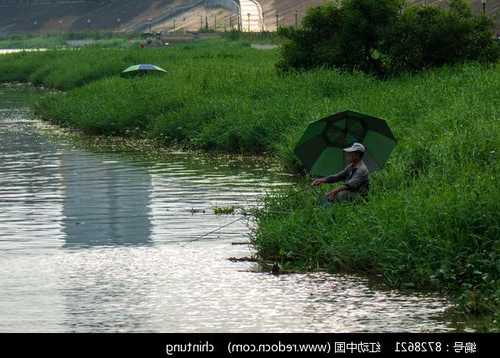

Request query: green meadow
[{"left": 0, "top": 38, "right": 498, "bottom": 328}]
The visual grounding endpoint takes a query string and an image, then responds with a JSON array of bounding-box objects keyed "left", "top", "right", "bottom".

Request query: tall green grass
[
  {"left": 251, "top": 64, "right": 500, "bottom": 324},
  {"left": 0, "top": 42, "right": 498, "bottom": 325},
  {"left": 0, "top": 40, "right": 270, "bottom": 91}
]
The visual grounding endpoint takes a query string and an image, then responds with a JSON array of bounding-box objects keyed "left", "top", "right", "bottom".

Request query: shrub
[
  {"left": 277, "top": 0, "right": 499, "bottom": 76},
  {"left": 385, "top": 0, "right": 500, "bottom": 73},
  {"left": 277, "top": 0, "right": 402, "bottom": 75}
]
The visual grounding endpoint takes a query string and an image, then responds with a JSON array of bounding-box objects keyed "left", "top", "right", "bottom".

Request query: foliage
[
  {"left": 277, "top": 0, "right": 499, "bottom": 76},
  {"left": 384, "top": 0, "right": 500, "bottom": 73}
]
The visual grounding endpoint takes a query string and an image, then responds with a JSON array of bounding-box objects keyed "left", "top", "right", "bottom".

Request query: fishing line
[
  {"left": 156, "top": 185, "right": 328, "bottom": 245},
  {"left": 175, "top": 214, "right": 251, "bottom": 246}
]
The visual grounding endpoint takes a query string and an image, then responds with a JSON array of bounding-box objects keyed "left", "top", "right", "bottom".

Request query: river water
[
  {"left": 0, "top": 49, "right": 48, "bottom": 55},
  {"left": 0, "top": 85, "right": 460, "bottom": 332}
]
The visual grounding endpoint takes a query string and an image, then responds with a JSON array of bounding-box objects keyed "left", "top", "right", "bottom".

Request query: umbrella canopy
[
  {"left": 294, "top": 111, "right": 397, "bottom": 177},
  {"left": 121, "top": 64, "right": 167, "bottom": 77}
]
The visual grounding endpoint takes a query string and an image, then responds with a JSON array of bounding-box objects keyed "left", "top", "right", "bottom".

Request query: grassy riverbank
[{"left": 0, "top": 40, "right": 498, "bottom": 328}]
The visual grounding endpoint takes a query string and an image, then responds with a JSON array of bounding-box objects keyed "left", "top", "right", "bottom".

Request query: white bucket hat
[{"left": 343, "top": 142, "right": 366, "bottom": 153}]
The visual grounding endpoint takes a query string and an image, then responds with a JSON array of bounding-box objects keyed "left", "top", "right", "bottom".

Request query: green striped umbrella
[
  {"left": 294, "top": 111, "right": 397, "bottom": 177},
  {"left": 121, "top": 64, "right": 167, "bottom": 77}
]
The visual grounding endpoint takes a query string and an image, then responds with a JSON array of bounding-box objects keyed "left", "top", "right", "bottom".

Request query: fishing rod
[
  {"left": 184, "top": 215, "right": 249, "bottom": 243},
  {"left": 177, "top": 185, "right": 324, "bottom": 244}
]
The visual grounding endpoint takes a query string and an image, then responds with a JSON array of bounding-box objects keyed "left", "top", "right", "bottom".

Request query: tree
[
  {"left": 277, "top": 0, "right": 499, "bottom": 76},
  {"left": 384, "top": 0, "right": 499, "bottom": 73},
  {"left": 277, "top": 0, "right": 403, "bottom": 75}
]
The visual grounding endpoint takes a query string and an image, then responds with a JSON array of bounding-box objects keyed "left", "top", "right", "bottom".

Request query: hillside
[
  {"left": 0, "top": 0, "right": 498, "bottom": 35},
  {"left": 0, "top": 0, "right": 237, "bottom": 34}
]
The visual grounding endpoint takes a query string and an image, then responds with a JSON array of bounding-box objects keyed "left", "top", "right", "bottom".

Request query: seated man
[{"left": 311, "top": 142, "right": 369, "bottom": 203}]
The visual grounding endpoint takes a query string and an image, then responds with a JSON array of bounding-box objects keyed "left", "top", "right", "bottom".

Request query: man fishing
[{"left": 311, "top": 142, "right": 369, "bottom": 203}]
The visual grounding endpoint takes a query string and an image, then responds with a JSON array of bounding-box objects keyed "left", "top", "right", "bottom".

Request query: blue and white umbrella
[{"left": 121, "top": 64, "right": 167, "bottom": 76}]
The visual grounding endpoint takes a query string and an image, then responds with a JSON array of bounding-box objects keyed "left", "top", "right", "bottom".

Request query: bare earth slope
[
  {"left": 0, "top": 0, "right": 498, "bottom": 35},
  {"left": 0, "top": 0, "right": 236, "bottom": 34}
]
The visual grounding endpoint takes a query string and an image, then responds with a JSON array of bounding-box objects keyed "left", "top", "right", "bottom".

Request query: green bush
[
  {"left": 277, "top": 0, "right": 499, "bottom": 76},
  {"left": 385, "top": 0, "right": 500, "bottom": 73},
  {"left": 277, "top": 0, "right": 402, "bottom": 75}
]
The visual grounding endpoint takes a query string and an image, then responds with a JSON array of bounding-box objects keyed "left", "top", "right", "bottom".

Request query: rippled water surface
[{"left": 0, "top": 85, "right": 457, "bottom": 332}]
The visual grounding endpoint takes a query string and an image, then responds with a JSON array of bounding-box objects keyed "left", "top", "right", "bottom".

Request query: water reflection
[
  {"left": 0, "top": 111, "right": 65, "bottom": 251},
  {"left": 60, "top": 151, "right": 153, "bottom": 248}
]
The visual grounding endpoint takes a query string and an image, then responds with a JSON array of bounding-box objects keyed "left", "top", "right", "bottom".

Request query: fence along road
[{"left": 239, "top": 0, "right": 265, "bottom": 32}]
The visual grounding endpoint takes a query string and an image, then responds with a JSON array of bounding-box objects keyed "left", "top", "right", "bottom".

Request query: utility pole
[
  {"left": 276, "top": 13, "right": 279, "bottom": 31},
  {"left": 295, "top": 10, "right": 298, "bottom": 27},
  {"left": 214, "top": 15, "right": 217, "bottom": 32},
  {"left": 482, "top": 0, "right": 486, "bottom": 15},
  {"left": 247, "top": 12, "right": 251, "bottom": 32}
]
